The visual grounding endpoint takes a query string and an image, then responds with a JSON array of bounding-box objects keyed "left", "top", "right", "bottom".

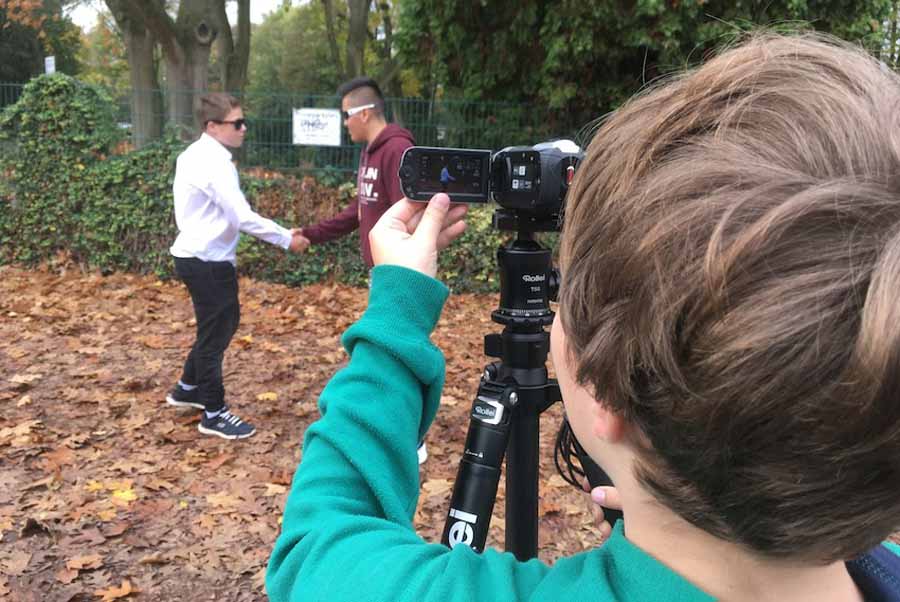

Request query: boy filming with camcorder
[{"left": 268, "top": 33, "right": 900, "bottom": 601}]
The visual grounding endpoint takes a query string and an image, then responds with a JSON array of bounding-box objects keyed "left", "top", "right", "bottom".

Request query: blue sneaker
[
  {"left": 198, "top": 409, "right": 256, "bottom": 440},
  {"left": 165, "top": 384, "right": 203, "bottom": 409}
]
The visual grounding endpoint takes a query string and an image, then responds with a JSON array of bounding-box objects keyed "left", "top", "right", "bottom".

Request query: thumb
[
  {"left": 412, "top": 193, "right": 451, "bottom": 243},
  {"left": 591, "top": 486, "right": 622, "bottom": 510}
]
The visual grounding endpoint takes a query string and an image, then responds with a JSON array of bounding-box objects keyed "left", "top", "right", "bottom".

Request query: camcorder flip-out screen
[{"left": 399, "top": 147, "right": 492, "bottom": 203}]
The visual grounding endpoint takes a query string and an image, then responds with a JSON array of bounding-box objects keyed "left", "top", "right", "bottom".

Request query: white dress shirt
[{"left": 170, "top": 133, "right": 291, "bottom": 265}]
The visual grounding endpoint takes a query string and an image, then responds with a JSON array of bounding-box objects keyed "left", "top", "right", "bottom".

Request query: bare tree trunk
[
  {"left": 375, "top": 1, "right": 404, "bottom": 123},
  {"left": 321, "top": 0, "right": 345, "bottom": 81},
  {"left": 113, "top": 0, "right": 217, "bottom": 137},
  {"left": 125, "top": 28, "right": 163, "bottom": 147},
  {"left": 888, "top": 1, "right": 899, "bottom": 69},
  {"left": 214, "top": 0, "right": 250, "bottom": 93},
  {"left": 166, "top": 1, "right": 216, "bottom": 133},
  {"left": 346, "top": 0, "right": 370, "bottom": 78},
  {"left": 105, "top": 0, "right": 163, "bottom": 148}
]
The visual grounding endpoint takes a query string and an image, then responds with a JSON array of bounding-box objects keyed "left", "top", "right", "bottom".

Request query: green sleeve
[{"left": 266, "top": 265, "right": 549, "bottom": 602}]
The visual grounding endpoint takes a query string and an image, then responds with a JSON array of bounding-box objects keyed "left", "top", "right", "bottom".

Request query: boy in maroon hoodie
[
  {"left": 297, "top": 77, "right": 427, "bottom": 463},
  {"left": 297, "top": 77, "right": 415, "bottom": 268}
]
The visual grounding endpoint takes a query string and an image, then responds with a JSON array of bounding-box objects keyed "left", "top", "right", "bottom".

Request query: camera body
[{"left": 398, "top": 140, "right": 582, "bottom": 216}]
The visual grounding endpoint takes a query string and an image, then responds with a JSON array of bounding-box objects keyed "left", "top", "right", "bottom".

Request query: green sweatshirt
[{"left": 266, "top": 265, "right": 900, "bottom": 601}]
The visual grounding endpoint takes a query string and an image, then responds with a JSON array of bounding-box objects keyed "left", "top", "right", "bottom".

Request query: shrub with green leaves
[{"left": 0, "top": 73, "right": 121, "bottom": 263}]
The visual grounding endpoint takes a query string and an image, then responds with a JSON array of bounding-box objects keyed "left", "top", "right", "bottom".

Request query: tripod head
[{"left": 491, "top": 208, "right": 559, "bottom": 329}]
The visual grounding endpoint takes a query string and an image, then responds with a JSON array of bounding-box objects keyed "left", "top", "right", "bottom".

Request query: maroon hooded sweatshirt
[{"left": 302, "top": 124, "right": 415, "bottom": 267}]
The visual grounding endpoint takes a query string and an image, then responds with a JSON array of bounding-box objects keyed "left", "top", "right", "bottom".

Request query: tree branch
[
  {"left": 321, "top": 0, "right": 344, "bottom": 81},
  {"left": 212, "top": 0, "right": 234, "bottom": 64},
  {"left": 122, "top": 0, "right": 177, "bottom": 60}
]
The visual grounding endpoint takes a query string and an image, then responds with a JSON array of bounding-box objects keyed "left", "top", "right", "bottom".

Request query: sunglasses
[
  {"left": 209, "top": 118, "right": 248, "bottom": 130},
  {"left": 342, "top": 104, "right": 375, "bottom": 120}
]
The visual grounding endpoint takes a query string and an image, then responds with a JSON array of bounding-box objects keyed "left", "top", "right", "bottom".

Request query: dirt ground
[{"left": 0, "top": 264, "right": 603, "bottom": 601}]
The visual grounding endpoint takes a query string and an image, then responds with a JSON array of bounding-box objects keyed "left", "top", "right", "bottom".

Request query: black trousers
[{"left": 174, "top": 256, "right": 240, "bottom": 413}]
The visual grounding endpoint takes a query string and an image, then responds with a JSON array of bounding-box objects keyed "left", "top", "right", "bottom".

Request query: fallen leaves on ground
[{"left": 0, "top": 264, "right": 604, "bottom": 600}]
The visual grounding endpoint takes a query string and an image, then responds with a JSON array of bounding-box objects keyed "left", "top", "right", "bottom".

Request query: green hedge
[{"left": 0, "top": 74, "right": 545, "bottom": 292}]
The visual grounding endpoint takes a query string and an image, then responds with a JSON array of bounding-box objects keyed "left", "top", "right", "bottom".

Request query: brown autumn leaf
[
  {"left": 138, "top": 552, "right": 169, "bottom": 565},
  {"left": 136, "top": 335, "right": 166, "bottom": 349},
  {"left": 206, "top": 452, "right": 235, "bottom": 471},
  {"left": 56, "top": 567, "right": 79, "bottom": 584},
  {"left": 237, "top": 334, "right": 256, "bottom": 349},
  {"left": 0, "top": 419, "right": 42, "bottom": 445},
  {"left": 21, "top": 475, "right": 56, "bottom": 491},
  {"left": 40, "top": 446, "right": 75, "bottom": 471},
  {"left": 9, "top": 373, "right": 42, "bottom": 385},
  {"left": 66, "top": 553, "right": 103, "bottom": 571},
  {"left": 1, "top": 550, "right": 32, "bottom": 575},
  {"left": 263, "top": 483, "right": 287, "bottom": 497},
  {"left": 198, "top": 514, "right": 216, "bottom": 531},
  {"left": 94, "top": 579, "right": 135, "bottom": 601},
  {"left": 97, "top": 509, "right": 117, "bottom": 522},
  {"left": 421, "top": 478, "right": 453, "bottom": 498},
  {"left": 143, "top": 478, "right": 175, "bottom": 492},
  {"left": 102, "top": 523, "right": 129, "bottom": 538},
  {"left": 545, "top": 474, "right": 569, "bottom": 490},
  {"left": 540, "top": 501, "right": 563, "bottom": 516},
  {"left": 0, "top": 519, "right": 13, "bottom": 539},
  {"left": 77, "top": 346, "right": 105, "bottom": 355},
  {"left": 206, "top": 491, "right": 241, "bottom": 508}
]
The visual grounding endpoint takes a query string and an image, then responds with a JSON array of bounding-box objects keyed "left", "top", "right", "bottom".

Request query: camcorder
[{"left": 398, "top": 140, "right": 583, "bottom": 217}]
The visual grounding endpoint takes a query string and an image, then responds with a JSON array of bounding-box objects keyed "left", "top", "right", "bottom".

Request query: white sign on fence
[
  {"left": 292, "top": 108, "right": 341, "bottom": 147},
  {"left": 44, "top": 56, "right": 56, "bottom": 74}
]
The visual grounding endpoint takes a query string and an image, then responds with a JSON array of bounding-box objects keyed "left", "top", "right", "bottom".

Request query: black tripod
[{"left": 440, "top": 209, "right": 621, "bottom": 560}]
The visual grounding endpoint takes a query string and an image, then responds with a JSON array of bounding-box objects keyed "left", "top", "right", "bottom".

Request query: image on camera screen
[{"left": 418, "top": 153, "right": 487, "bottom": 197}]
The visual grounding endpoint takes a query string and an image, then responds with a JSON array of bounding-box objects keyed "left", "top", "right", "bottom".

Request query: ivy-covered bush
[
  {"left": 0, "top": 74, "right": 526, "bottom": 292},
  {"left": 73, "top": 135, "right": 185, "bottom": 276},
  {"left": 0, "top": 74, "right": 121, "bottom": 264}
]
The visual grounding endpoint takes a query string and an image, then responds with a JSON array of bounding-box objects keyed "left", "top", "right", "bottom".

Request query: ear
[{"left": 592, "top": 402, "right": 626, "bottom": 443}]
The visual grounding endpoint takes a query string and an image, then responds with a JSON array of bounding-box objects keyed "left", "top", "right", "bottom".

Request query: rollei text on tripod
[{"left": 400, "top": 141, "right": 622, "bottom": 561}]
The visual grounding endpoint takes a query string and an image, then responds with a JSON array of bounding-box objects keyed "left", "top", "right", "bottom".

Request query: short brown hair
[
  {"left": 560, "top": 32, "right": 900, "bottom": 562},
  {"left": 196, "top": 93, "right": 241, "bottom": 130}
]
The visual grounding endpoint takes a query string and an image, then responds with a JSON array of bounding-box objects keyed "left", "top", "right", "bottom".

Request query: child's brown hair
[
  {"left": 196, "top": 92, "right": 241, "bottom": 130},
  {"left": 560, "top": 33, "right": 900, "bottom": 562}
]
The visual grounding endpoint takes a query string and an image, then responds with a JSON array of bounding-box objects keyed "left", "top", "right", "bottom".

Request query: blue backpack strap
[{"left": 846, "top": 544, "right": 900, "bottom": 601}]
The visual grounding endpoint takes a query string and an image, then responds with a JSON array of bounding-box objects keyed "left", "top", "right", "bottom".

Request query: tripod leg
[
  {"left": 441, "top": 381, "right": 513, "bottom": 552},
  {"left": 505, "top": 402, "right": 540, "bottom": 560}
]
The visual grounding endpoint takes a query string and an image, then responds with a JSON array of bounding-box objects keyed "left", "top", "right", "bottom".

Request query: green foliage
[
  {"left": 0, "top": 0, "right": 82, "bottom": 84},
  {"left": 0, "top": 73, "right": 121, "bottom": 264},
  {"left": 247, "top": 3, "right": 342, "bottom": 97},
  {"left": 77, "top": 11, "right": 130, "bottom": 91},
  {"left": 72, "top": 135, "right": 184, "bottom": 277},
  {"left": 396, "top": 0, "right": 892, "bottom": 133},
  {"left": 438, "top": 204, "right": 507, "bottom": 293},
  {"left": 0, "top": 74, "right": 507, "bottom": 293}
]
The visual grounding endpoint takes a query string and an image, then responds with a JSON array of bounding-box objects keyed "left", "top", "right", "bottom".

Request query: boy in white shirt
[{"left": 166, "top": 93, "right": 307, "bottom": 439}]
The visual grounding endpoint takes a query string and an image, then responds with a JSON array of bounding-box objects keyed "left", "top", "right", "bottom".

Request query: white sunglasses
[{"left": 342, "top": 103, "right": 375, "bottom": 119}]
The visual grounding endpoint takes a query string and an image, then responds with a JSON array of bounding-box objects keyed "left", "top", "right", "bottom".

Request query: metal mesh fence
[{"left": 2, "top": 82, "right": 586, "bottom": 180}]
